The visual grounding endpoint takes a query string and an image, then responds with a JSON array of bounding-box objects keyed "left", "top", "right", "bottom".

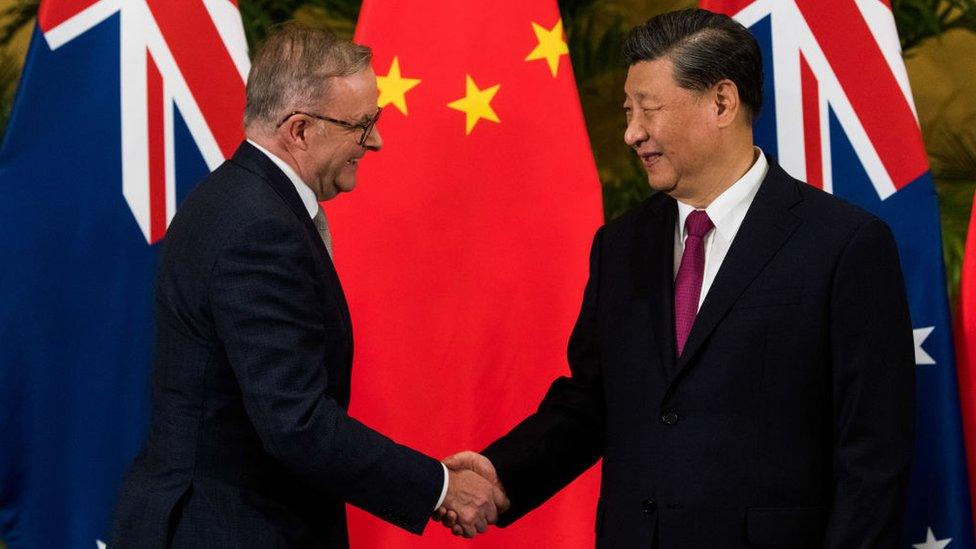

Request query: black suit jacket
[
  {"left": 110, "top": 142, "right": 442, "bottom": 548},
  {"left": 483, "top": 161, "right": 915, "bottom": 548}
]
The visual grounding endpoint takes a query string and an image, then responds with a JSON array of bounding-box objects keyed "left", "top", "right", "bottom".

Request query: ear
[
  {"left": 712, "top": 79, "right": 741, "bottom": 128},
  {"left": 278, "top": 115, "right": 312, "bottom": 152}
]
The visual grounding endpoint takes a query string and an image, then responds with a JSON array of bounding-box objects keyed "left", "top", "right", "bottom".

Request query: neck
[
  {"left": 675, "top": 141, "right": 757, "bottom": 209},
  {"left": 247, "top": 130, "right": 307, "bottom": 180}
]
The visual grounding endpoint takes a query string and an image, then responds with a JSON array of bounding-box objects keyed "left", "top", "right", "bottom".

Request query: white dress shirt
[
  {"left": 674, "top": 149, "right": 769, "bottom": 311},
  {"left": 247, "top": 139, "right": 319, "bottom": 218},
  {"left": 246, "top": 139, "right": 450, "bottom": 509}
]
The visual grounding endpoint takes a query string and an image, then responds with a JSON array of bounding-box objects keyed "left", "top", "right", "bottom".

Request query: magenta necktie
[{"left": 674, "top": 210, "right": 714, "bottom": 357}]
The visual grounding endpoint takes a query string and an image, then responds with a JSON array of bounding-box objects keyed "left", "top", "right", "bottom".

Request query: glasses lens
[{"left": 359, "top": 108, "right": 382, "bottom": 146}]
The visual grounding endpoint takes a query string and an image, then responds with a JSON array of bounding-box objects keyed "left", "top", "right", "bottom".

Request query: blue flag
[
  {"left": 700, "top": 0, "right": 974, "bottom": 546},
  {"left": 0, "top": 2, "right": 247, "bottom": 547}
]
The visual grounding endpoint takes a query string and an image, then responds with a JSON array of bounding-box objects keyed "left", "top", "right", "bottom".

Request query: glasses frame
[{"left": 276, "top": 108, "right": 382, "bottom": 147}]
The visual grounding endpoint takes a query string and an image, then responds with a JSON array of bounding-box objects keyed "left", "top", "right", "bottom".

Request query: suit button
[
  {"left": 642, "top": 499, "right": 657, "bottom": 514},
  {"left": 661, "top": 409, "right": 679, "bottom": 425}
]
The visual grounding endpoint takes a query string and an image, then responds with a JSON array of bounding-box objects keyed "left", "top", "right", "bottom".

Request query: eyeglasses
[{"left": 276, "top": 107, "right": 383, "bottom": 147}]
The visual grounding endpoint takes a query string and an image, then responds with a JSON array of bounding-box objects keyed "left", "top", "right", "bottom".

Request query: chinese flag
[
  {"left": 957, "top": 195, "right": 976, "bottom": 528},
  {"left": 327, "top": 0, "right": 604, "bottom": 547}
]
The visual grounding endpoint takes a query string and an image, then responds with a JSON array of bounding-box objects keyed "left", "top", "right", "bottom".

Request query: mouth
[{"left": 639, "top": 152, "right": 663, "bottom": 169}]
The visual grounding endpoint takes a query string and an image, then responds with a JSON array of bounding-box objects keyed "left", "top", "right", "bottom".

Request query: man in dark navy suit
[
  {"left": 438, "top": 9, "right": 915, "bottom": 547},
  {"left": 110, "top": 24, "right": 504, "bottom": 548}
]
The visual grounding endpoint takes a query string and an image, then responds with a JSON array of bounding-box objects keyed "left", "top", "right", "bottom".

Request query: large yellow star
[
  {"left": 525, "top": 19, "right": 569, "bottom": 77},
  {"left": 376, "top": 56, "right": 421, "bottom": 115},
  {"left": 446, "top": 75, "right": 500, "bottom": 135}
]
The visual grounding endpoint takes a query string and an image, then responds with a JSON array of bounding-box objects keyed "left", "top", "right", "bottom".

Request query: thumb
[{"left": 443, "top": 451, "right": 493, "bottom": 479}]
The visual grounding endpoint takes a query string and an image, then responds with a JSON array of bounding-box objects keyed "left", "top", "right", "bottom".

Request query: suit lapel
[
  {"left": 631, "top": 195, "right": 678, "bottom": 378},
  {"left": 230, "top": 141, "right": 353, "bottom": 333},
  {"left": 668, "top": 162, "right": 803, "bottom": 388}
]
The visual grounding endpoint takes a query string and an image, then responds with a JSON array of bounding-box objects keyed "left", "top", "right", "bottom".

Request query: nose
[
  {"left": 624, "top": 116, "right": 648, "bottom": 149},
  {"left": 364, "top": 126, "right": 383, "bottom": 152}
]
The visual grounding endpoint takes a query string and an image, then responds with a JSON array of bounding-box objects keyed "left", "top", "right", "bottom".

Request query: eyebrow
[
  {"left": 623, "top": 91, "right": 649, "bottom": 105},
  {"left": 355, "top": 109, "right": 380, "bottom": 125}
]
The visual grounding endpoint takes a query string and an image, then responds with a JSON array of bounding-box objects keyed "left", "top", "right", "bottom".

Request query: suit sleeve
[
  {"left": 482, "top": 226, "right": 607, "bottom": 525},
  {"left": 209, "top": 215, "right": 443, "bottom": 535},
  {"left": 824, "top": 218, "right": 915, "bottom": 547}
]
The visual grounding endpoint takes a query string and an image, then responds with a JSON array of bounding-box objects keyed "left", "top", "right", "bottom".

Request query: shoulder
[
  {"left": 600, "top": 193, "right": 670, "bottom": 240},
  {"left": 172, "top": 160, "right": 301, "bottom": 241},
  {"left": 159, "top": 160, "right": 310, "bottom": 285},
  {"left": 767, "top": 163, "right": 886, "bottom": 244}
]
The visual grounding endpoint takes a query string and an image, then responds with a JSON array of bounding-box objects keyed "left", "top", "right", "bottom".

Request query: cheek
[{"left": 672, "top": 114, "right": 712, "bottom": 149}]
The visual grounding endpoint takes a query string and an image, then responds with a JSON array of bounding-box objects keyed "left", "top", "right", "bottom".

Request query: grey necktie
[{"left": 313, "top": 206, "right": 333, "bottom": 259}]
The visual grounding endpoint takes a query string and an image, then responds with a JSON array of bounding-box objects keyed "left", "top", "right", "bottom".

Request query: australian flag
[
  {"left": 0, "top": 1, "right": 247, "bottom": 547},
  {"left": 701, "top": 0, "right": 975, "bottom": 546}
]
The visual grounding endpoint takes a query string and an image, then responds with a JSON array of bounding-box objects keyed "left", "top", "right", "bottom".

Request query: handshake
[{"left": 434, "top": 451, "right": 510, "bottom": 538}]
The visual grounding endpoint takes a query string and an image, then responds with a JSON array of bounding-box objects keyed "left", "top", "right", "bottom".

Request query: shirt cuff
[{"left": 434, "top": 463, "right": 449, "bottom": 510}]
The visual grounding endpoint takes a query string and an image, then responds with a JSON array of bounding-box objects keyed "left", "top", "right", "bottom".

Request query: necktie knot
[{"left": 685, "top": 210, "right": 714, "bottom": 238}]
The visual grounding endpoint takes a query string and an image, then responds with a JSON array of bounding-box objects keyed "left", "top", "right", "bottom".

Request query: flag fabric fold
[
  {"left": 958, "top": 194, "right": 976, "bottom": 535},
  {"left": 335, "top": 1, "right": 604, "bottom": 546},
  {"left": 0, "top": 2, "right": 247, "bottom": 547}
]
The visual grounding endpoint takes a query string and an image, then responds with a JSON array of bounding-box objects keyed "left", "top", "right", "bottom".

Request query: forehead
[
  {"left": 624, "top": 58, "right": 680, "bottom": 100},
  {"left": 320, "top": 67, "right": 378, "bottom": 117}
]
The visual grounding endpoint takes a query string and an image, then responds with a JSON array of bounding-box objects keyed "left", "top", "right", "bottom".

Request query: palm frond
[
  {"left": 0, "top": 0, "right": 38, "bottom": 49},
  {"left": 894, "top": 0, "right": 976, "bottom": 52}
]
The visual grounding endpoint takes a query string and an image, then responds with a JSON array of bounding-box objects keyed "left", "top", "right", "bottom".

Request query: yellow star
[
  {"left": 525, "top": 19, "right": 569, "bottom": 77},
  {"left": 446, "top": 75, "right": 500, "bottom": 135},
  {"left": 376, "top": 56, "right": 421, "bottom": 115}
]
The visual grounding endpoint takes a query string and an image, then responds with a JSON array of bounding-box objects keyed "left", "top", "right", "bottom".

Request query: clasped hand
[{"left": 433, "top": 451, "right": 509, "bottom": 538}]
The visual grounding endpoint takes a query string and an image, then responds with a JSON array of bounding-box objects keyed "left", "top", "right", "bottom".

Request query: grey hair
[
  {"left": 624, "top": 9, "right": 763, "bottom": 122},
  {"left": 244, "top": 23, "right": 372, "bottom": 130}
]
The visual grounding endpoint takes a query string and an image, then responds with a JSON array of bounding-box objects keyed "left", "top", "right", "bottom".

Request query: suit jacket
[
  {"left": 483, "top": 161, "right": 915, "bottom": 548},
  {"left": 110, "top": 141, "right": 442, "bottom": 549}
]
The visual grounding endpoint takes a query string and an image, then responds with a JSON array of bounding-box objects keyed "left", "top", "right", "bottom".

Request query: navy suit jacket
[
  {"left": 110, "top": 142, "right": 442, "bottom": 548},
  {"left": 483, "top": 161, "right": 915, "bottom": 548}
]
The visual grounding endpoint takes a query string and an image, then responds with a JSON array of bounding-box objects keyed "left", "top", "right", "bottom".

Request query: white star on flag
[
  {"left": 913, "top": 527, "right": 952, "bottom": 549},
  {"left": 97, "top": 540, "right": 106, "bottom": 549},
  {"left": 914, "top": 326, "right": 936, "bottom": 365}
]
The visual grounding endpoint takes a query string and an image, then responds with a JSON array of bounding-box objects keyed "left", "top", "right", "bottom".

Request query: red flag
[
  {"left": 328, "top": 1, "right": 604, "bottom": 546},
  {"left": 957, "top": 194, "right": 976, "bottom": 529}
]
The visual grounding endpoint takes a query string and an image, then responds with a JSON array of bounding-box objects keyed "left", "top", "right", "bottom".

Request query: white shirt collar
[
  {"left": 247, "top": 139, "right": 319, "bottom": 219},
  {"left": 676, "top": 148, "right": 768, "bottom": 241}
]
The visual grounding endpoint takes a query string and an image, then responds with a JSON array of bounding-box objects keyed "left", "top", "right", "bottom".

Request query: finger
[
  {"left": 445, "top": 510, "right": 458, "bottom": 527},
  {"left": 493, "top": 486, "right": 511, "bottom": 514},
  {"left": 452, "top": 524, "right": 464, "bottom": 536},
  {"left": 475, "top": 517, "right": 488, "bottom": 534},
  {"left": 433, "top": 507, "right": 446, "bottom": 521},
  {"left": 486, "top": 502, "right": 498, "bottom": 525},
  {"left": 462, "top": 523, "right": 478, "bottom": 539}
]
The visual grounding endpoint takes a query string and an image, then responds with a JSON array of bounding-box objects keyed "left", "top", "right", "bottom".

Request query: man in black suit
[
  {"left": 438, "top": 9, "right": 915, "bottom": 547},
  {"left": 110, "top": 24, "right": 504, "bottom": 548}
]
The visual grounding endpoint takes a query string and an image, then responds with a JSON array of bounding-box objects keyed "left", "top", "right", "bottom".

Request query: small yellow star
[
  {"left": 446, "top": 75, "right": 500, "bottom": 135},
  {"left": 525, "top": 19, "right": 569, "bottom": 77},
  {"left": 376, "top": 56, "right": 421, "bottom": 115}
]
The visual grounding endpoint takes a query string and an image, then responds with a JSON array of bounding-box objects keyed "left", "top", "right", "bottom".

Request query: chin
[
  {"left": 646, "top": 175, "right": 678, "bottom": 195},
  {"left": 336, "top": 179, "right": 357, "bottom": 194}
]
